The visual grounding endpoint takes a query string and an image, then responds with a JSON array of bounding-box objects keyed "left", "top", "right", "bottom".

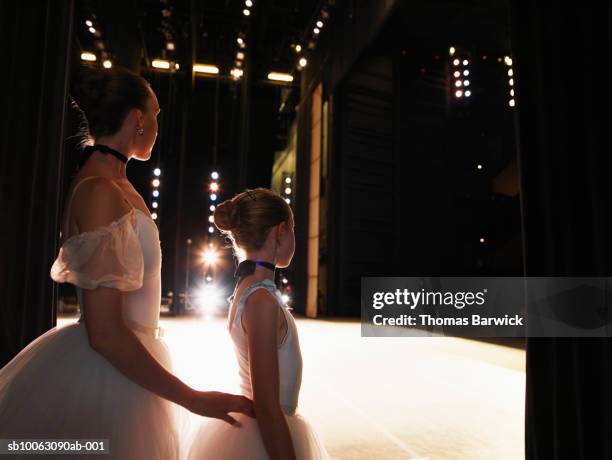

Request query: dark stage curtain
[
  {"left": 509, "top": 3, "right": 611, "bottom": 459},
  {"left": 0, "top": 1, "right": 74, "bottom": 366}
]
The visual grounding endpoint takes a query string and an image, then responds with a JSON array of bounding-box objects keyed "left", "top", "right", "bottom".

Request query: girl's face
[{"left": 275, "top": 216, "right": 295, "bottom": 269}]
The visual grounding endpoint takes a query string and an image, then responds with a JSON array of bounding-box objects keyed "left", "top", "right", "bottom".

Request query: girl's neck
[{"left": 89, "top": 137, "right": 132, "bottom": 179}]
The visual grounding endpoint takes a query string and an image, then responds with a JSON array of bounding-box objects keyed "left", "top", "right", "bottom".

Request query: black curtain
[
  {"left": 0, "top": 1, "right": 74, "bottom": 366},
  {"left": 509, "top": 3, "right": 611, "bottom": 458}
]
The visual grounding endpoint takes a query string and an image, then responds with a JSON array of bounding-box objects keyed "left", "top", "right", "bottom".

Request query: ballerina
[
  {"left": 0, "top": 67, "right": 253, "bottom": 459},
  {"left": 188, "top": 187, "right": 329, "bottom": 460}
]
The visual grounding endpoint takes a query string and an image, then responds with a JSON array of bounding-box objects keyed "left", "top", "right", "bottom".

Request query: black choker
[
  {"left": 234, "top": 259, "right": 276, "bottom": 280},
  {"left": 80, "top": 144, "right": 129, "bottom": 168}
]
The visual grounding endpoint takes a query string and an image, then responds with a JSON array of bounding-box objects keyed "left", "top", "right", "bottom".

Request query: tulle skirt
[
  {"left": 0, "top": 321, "right": 187, "bottom": 460},
  {"left": 187, "top": 411, "right": 329, "bottom": 460}
]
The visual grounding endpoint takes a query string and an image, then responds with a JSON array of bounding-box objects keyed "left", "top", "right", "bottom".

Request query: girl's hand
[{"left": 187, "top": 390, "right": 255, "bottom": 426}]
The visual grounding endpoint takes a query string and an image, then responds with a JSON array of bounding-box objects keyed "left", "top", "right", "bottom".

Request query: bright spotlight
[
  {"left": 316, "top": 20, "right": 324, "bottom": 28},
  {"left": 152, "top": 59, "right": 171, "bottom": 69},
  {"left": 208, "top": 226, "right": 215, "bottom": 233},
  {"left": 455, "top": 80, "right": 462, "bottom": 87},
  {"left": 465, "top": 90, "right": 472, "bottom": 97},
  {"left": 284, "top": 187, "right": 292, "bottom": 195},
  {"left": 210, "top": 193, "right": 217, "bottom": 201},
  {"left": 295, "top": 44, "right": 302, "bottom": 53},
  {"left": 281, "top": 294, "right": 290, "bottom": 303},
  {"left": 152, "top": 212, "right": 158, "bottom": 220},
  {"left": 455, "top": 90, "right": 463, "bottom": 98},
  {"left": 285, "top": 177, "right": 292, "bottom": 184},
  {"left": 464, "top": 80, "right": 470, "bottom": 86},
  {"left": 210, "top": 182, "right": 219, "bottom": 192},
  {"left": 209, "top": 205, "right": 216, "bottom": 211},
  {"left": 153, "top": 168, "right": 161, "bottom": 176},
  {"left": 153, "top": 190, "right": 160, "bottom": 198},
  {"left": 202, "top": 248, "right": 219, "bottom": 266},
  {"left": 299, "top": 57, "right": 308, "bottom": 68},
  {"left": 454, "top": 71, "right": 460, "bottom": 78},
  {"left": 449, "top": 46, "right": 456, "bottom": 56},
  {"left": 267, "top": 72, "right": 293, "bottom": 82},
  {"left": 462, "top": 59, "right": 469, "bottom": 65},
  {"left": 152, "top": 179, "right": 160, "bottom": 187},
  {"left": 88, "top": 27, "right": 96, "bottom": 34},
  {"left": 194, "top": 284, "right": 223, "bottom": 313},
  {"left": 85, "top": 20, "right": 93, "bottom": 27},
  {"left": 152, "top": 202, "right": 159, "bottom": 209},
  {"left": 245, "top": 0, "right": 253, "bottom": 6},
  {"left": 211, "top": 171, "right": 219, "bottom": 179},
  {"left": 463, "top": 70, "right": 469, "bottom": 76},
  {"left": 80, "top": 52, "right": 96, "bottom": 62},
  {"left": 243, "top": 8, "right": 250, "bottom": 16},
  {"left": 285, "top": 198, "right": 291, "bottom": 204},
  {"left": 103, "top": 60, "right": 112, "bottom": 69},
  {"left": 453, "top": 59, "right": 460, "bottom": 66}
]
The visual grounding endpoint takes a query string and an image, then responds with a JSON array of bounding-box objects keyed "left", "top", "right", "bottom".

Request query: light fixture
[
  {"left": 80, "top": 52, "right": 97, "bottom": 62},
  {"left": 152, "top": 212, "right": 158, "bottom": 220},
  {"left": 295, "top": 44, "right": 302, "bottom": 53},
  {"left": 210, "top": 205, "right": 216, "bottom": 212},
  {"left": 193, "top": 64, "right": 219, "bottom": 74},
  {"left": 167, "top": 42, "right": 175, "bottom": 50},
  {"left": 453, "top": 71, "right": 460, "bottom": 78},
  {"left": 462, "top": 59, "right": 469, "bottom": 65},
  {"left": 464, "top": 80, "right": 470, "bottom": 86},
  {"left": 465, "top": 90, "right": 472, "bottom": 97},
  {"left": 211, "top": 171, "right": 219, "bottom": 179},
  {"left": 455, "top": 80, "right": 462, "bottom": 87},
  {"left": 479, "top": 237, "right": 485, "bottom": 243},
  {"left": 463, "top": 70, "right": 469, "bottom": 76},
  {"left": 208, "top": 215, "right": 214, "bottom": 223},
  {"left": 152, "top": 179, "right": 160, "bottom": 187},
  {"left": 267, "top": 72, "right": 293, "bottom": 82},
  {"left": 153, "top": 168, "right": 161, "bottom": 176},
  {"left": 210, "top": 182, "right": 219, "bottom": 192},
  {"left": 285, "top": 177, "right": 291, "bottom": 184},
  {"left": 202, "top": 248, "right": 219, "bottom": 266},
  {"left": 316, "top": 20, "right": 323, "bottom": 28},
  {"left": 477, "top": 164, "right": 483, "bottom": 170},
  {"left": 210, "top": 193, "right": 217, "bottom": 201},
  {"left": 453, "top": 59, "right": 460, "bottom": 66},
  {"left": 313, "top": 27, "right": 320, "bottom": 34},
  {"left": 208, "top": 226, "right": 215, "bottom": 233},
  {"left": 285, "top": 198, "right": 291, "bottom": 204},
  {"left": 152, "top": 202, "right": 159, "bottom": 209},
  {"left": 237, "top": 52, "right": 245, "bottom": 60},
  {"left": 281, "top": 294, "right": 290, "bottom": 303},
  {"left": 88, "top": 27, "right": 96, "bottom": 34},
  {"left": 175, "top": 63, "right": 180, "bottom": 70},
  {"left": 231, "top": 68, "right": 244, "bottom": 78},
  {"left": 245, "top": 0, "right": 253, "bottom": 6},
  {"left": 509, "top": 99, "right": 515, "bottom": 107},
  {"left": 152, "top": 59, "right": 170, "bottom": 69},
  {"left": 298, "top": 57, "right": 307, "bottom": 68},
  {"left": 284, "top": 187, "right": 292, "bottom": 195},
  {"left": 455, "top": 90, "right": 463, "bottom": 98},
  {"left": 237, "top": 37, "right": 244, "bottom": 45},
  {"left": 153, "top": 190, "right": 160, "bottom": 198},
  {"left": 103, "top": 60, "right": 112, "bottom": 69},
  {"left": 85, "top": 20, "right": 93, "bottom": 27},
  {"left": 449, "top": 46, "right": 456, "bottom": 56},
  {"left": 243, "top": 8, "right": 250, "bottom": 16}
]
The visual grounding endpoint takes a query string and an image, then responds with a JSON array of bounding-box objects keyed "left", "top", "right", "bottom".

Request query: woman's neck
[
  {"left": 242, "top": 257, "right": 276, "bottom": 282},
  {"left": 90, "top": 136, "right": 132, "bottom": 179}
]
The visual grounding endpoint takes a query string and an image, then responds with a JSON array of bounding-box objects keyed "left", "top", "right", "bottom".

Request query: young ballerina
[{"left": 188, "top": 188, "right": 329, "bottom": 460}]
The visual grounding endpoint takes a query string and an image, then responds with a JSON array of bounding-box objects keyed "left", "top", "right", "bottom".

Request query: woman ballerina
[{"left": 0, "top": 67, "right": 253, "bottom": 459}]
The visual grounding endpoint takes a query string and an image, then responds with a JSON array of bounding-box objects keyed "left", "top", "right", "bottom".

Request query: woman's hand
[{"left": 186, "top": 391, "right": 255, "bottom": 426}]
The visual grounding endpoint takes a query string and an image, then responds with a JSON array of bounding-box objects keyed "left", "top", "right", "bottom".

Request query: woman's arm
[
  {"left": 75, "top": 178, "right": 253, "bottom": 425},
  {"left": 243, "top": 289, "right": 296, "bottom": 460}
]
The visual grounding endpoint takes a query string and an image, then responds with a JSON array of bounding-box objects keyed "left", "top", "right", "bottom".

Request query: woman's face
[
  {"left": 133, "top": 87, "right": 160, "bottom": 160},
  {"left": 275, "top": 216, "right": 295, "bottom": 269}
]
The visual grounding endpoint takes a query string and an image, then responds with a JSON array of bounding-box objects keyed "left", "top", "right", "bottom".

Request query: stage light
[
  {"left": 201, "top": 248, "right": 219, "bottom": 266},
  {"left": 463, "top": 59, "right": 469, "bottom": 65},
  {"left": 152, "top": 59, "right": 170, "bottom": 69},
  {"left": 209, "top": 205, "right": 215, "bottom": 212},
  {"left": 211, "top": 171, "right": 219, "bottom": 179},
  {"left": 510, "top": 89, "right": 515, "bottom": 97},
  {"left": 85, "top": 20, "right": 93, "bottom": 27},
  {"left": 465, "top": 90, "right": 471, "bottom": 97},
  {"left": 245, "top": 0, "right": 253, "bottom": 6},
  {"left": 509, "top": 78, "right": 514, "bottom": 86},
  {"left": 295, "top": 45, "right": 302, "bottom": 53},
  {"left": 281, "top": 294, "right": 290, "bottom": 303},
  {"left": 285, "top": 177, "right": 291, "bottom": 184},
  {"left": 167, "top": 42, "right": 175, "bottom": 50},
  {"left": 455, "top": 80, "right": 462, "bottom": 87},
  {"left": 449, "top": 46, "right": 456, "bottom": 56},
  {"left": 81, "top": 52, "right": 96, "bottom": 62},
  {"left": 152, "top": 202, "right": 159, "bottom": 209},
  {"left": 193, "top": 64, "right": 219, "bottom": 74},
  {"left": 453, "top": 59, "right": 460, "bottom": 66},
  {"left": 477, "top": 164, "right": 483, "bottom": 170},
  {"left": 152, "top": 179, "right": 160, "bottom": 187},
  {"left": 455, "top": 90, "right": 463, "bottom": 98},
  {"left": 153, "top": 190, "right": 160, "bottom": 198},
  {"left": 480, "top": 237, "right": 485, "bottom": 243},
  {"left": 284, "top": 187, "right": 292, "bottom": 195},
  {"left": 194, "top": 284, "right": 222, "bottom": 313},
  {"left": 208, "top": 226, "right": 215, "bottom": 233},
  {"left": 210, "top": 193, "right": 217, "bottom": 201},
  {"left": 210, "top": 182, "right": 219, "bottom": 192},
  {"left": 464, "top": 80, "right": 470, "bottom": 86},
  {"left": 208, "top": 215, "right": 214, "bottom": 223},
  {"left": 89, "top": 27, "right": 96, "bottom": 34},
  {"left": 237, "top": 37, "right": 244, "bottom": 45},
  {"left": 463, "top": 70, "right": 469, "bottom": 76},
  {"left": 206, "top": 275, "right": 213, "bottom": 282},
  {"left": 268, "top": 72, "right": 293, "bottom": 82},
  {"left": 285, "top": 198, "right": 291, "bottom": 204},
  {"left": 454, "top": 71, "right": 460, "bottom": 78},
  {"left": 154, "top": 168, "right": 161, "bottom": 176},
  {"left": 316, "top": 20, "right": 324, "bottom": 28},
  {"left": 152, "top": 212, "right": 158, "bottom": 220},
  {"left": 508, "top": 69, "right": 514, "bottom": 77},
  {"left": 504, "top": 56, "right": 513, "bottom": 66},
  {"left": 299, "top": 57, "right": 308, "bottom": 68},
  {"left": 314, "top": 27, "right": 320, "bottom": 34},
  {"left": 243, "top": 8, "right": 250, "bottom": 16},
  {"left": 282, "top": 277, "right": 288, "bottom": 284},
  {"left": 103, "top": 60, "right": 112, "bottom": 69},
  {"left": 509, "top": 99, "right": 515, "bottom": 107},
  {"left": 237, "top": 52, "right": 245, "bottom": 60}
]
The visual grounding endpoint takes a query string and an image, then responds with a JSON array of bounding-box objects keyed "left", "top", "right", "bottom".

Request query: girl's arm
[{"left": 243, "top": 289, "right": 296, "bottom": 460}]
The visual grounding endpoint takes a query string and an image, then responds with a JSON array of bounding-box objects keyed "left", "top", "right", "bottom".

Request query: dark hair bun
[
  {"left": 71, "top": 70, "right": 112, "bottom": 115},
  {"left": 214, "top": 199, "right": 240, "bottom": 231}
]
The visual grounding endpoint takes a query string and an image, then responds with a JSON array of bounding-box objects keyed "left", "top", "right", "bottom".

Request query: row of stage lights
[
  {"left": 80, "top": 18, "right": 113, "bottom": 68},
  {"left": 151, "top": 167, "right": 162, "bottom": 221},
  {"left": 208, "top": 171, "right": 220, "bottom": 235},
  {"left": 282, "top": 174, "right": 293, "bottom": 205}
]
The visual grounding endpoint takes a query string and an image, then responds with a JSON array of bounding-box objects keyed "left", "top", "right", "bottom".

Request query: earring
[{"left": 136, "top": 127, "right": 144, "bottom": 136}]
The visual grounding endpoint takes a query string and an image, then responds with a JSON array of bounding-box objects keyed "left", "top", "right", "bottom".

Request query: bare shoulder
[
  {"left": 242, "top": 288, "right": 280, "bottom": 328},
  {"left": 70, "top": 177, "right": 131, "bottom": 232}
]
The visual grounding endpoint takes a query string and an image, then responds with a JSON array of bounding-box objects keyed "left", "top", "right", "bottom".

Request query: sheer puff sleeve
[{"left": 50, "top": 209, "right": 144, "bottom": 291}]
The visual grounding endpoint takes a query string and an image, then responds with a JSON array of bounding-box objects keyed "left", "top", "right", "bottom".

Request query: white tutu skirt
[
  {"left": 0, "top": 322, "right": 186, "bottom": 460},
  {"left": 187, "top": 411, "right": 329, "bottom": 460}
]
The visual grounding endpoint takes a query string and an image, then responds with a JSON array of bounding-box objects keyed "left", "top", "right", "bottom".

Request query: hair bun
[
  {"left": 214, "top": 199, "right": 240, "bottom": 231},
  {"left": 71, "top": 69, "right": 112, "bottom": 114}
]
